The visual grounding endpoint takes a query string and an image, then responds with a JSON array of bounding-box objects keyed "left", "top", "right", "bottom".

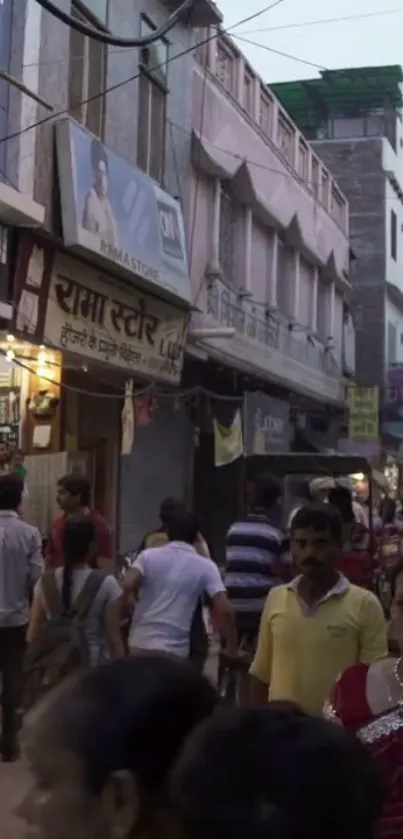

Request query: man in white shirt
[{"left": 124, "top": 510, "right": 237, "bottom": 660}]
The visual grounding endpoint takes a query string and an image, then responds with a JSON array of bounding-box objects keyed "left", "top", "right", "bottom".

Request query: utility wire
[
  {"left": 238, "top": 8, "right": 403, "bottom": 35},
  {"left": 0, "top": 2, "right": 288, "bottom": 147},
  {"left": 34, "top": 0, "right": 198, "bottom": 47},
  {"left": 232, "top": 34, "right": 327, "bottom": 71}
]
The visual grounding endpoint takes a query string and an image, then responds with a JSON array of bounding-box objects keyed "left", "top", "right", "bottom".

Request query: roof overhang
[{"left": 0, "top": 182, "right": 45, "bottom": 227}]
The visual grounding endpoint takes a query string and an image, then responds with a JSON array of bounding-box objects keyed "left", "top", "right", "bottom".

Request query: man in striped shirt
[{"left": 224, "top": 477, "right": 291, "bottom": 646}]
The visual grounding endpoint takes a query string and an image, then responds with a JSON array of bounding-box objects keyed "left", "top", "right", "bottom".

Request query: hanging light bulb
[
  {"left": 37, "top": 350, "right": 47, "bottom": 366},
  {"left": 6, "top": 334, "right": 15, "bottom": 343},
  {"left": 6, "top": 349, "right": 15, "bottom": 362}
]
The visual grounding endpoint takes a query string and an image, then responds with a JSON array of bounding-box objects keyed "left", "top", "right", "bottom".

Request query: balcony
[
  {"left": 160, "top": 0, "right": 222, "bottom": 26},
  {"left": 190, "top": 276, "right": 345, "bottom": 404}
]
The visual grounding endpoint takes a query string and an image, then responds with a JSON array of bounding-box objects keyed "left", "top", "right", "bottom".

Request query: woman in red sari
[{"left": 327, "top": 557, "right": 403, "bottom": 837}]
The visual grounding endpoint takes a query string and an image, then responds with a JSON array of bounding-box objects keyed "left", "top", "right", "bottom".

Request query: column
[
  {"left": 293, "top": 251, "right": 300, "bottom": 320},
  {"left": 271, "top": 99, "right": 279, "bottom": 143},
  {"left": 270, "top": 231, "right": 278, "bottom": 307},
  {"left": 328, "top": 280, "right": 335, "bottom": 339},
  {"left": 253, "top": 77, "right": 260, "bottom": 124},
  {"left": 207, "top": 28, "right": 216, "bottom": 74},
  {"left": 293, "top": 131, "right": 300, "bottom": 172},
  {"left": 237, "top": 56, "right": 244, "bottom": 103},
  {"left": 311, "top": 267, "right": 318, "bottom": 332},
  {"left": 208, "top": 178, "right": 221, "bottom": 270},
  {"left": 243, "top": 207, "right": 252, "bottom": 292}
]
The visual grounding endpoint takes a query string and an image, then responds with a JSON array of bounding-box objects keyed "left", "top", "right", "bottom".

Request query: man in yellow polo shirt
[{"left": 249, "top": 502, "right": 387, "bottom": 715}]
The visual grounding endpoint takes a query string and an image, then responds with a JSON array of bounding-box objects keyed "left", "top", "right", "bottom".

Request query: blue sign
[{"left": 56, "top": 119, "right": 191, "bottom": 306}]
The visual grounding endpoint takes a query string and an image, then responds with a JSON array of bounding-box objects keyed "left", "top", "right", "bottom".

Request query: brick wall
[{"left": 313, "top": 138, "right": 386, "bottom": 386}]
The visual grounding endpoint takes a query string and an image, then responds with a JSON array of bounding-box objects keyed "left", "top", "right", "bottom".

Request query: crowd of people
[{"left": 2, "top": 467, "right": 403, "bottom": 836}]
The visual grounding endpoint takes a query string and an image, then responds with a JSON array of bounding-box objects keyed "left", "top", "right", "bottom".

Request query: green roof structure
[{"left": 270, "top": 65, "right": 403, "bottom": 139}]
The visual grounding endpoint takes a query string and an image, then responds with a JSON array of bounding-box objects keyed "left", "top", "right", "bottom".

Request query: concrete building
[
  {"left": 271, "top": 66, "right": 403, "bottom": 401},
  {"left": 185, "top": 30, "right": 355, "bottom": 547},
  {"left": 0, "top": 0, "right": 220, "bottom": 550}
]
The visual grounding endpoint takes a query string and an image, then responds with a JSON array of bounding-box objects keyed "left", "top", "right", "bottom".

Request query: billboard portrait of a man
[{"left": 82, "top": 138, "right": 118, "bottom": 248}]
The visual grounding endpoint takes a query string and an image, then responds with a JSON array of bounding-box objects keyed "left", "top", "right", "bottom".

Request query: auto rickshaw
[{"left": 244, "top": 452, "right": 381, "bottom": 596}]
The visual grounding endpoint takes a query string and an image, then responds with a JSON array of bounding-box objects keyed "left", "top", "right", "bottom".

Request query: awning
[{"left": 0, "top": 182, "right": 45, "bottom": 227}]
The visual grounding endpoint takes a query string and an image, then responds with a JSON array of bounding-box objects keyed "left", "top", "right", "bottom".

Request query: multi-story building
[
  {"left": 0, "top": 0, "right": 220, "bottom": 550},
  {"left": 271, "top": 66, "right": 403, "bottom": 441},
  {"left": 185, "top": 29, "right": 355, "bottom": 543}
]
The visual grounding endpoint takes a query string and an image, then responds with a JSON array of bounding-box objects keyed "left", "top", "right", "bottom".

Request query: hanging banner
[
  {"left": 243, "top": 392, "right": 290, "bottom": 455},
  {"left": 347, "top": 386, "right": 379, "bottom": 442},
  {"left": 213, "top": 410, "right": 243, "bottom": 467},
  {"left": 121, "top": 380, "right": 134, "bottom": 455}
]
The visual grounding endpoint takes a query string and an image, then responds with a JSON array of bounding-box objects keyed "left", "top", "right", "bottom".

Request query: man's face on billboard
[{"left": 94, "top": 160, "right": 108, "bottom": 198}]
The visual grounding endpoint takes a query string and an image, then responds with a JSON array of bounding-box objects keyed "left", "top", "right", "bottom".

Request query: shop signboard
[
  {"left": 55, "top": 119, "right": 191, "bottom": 307},
  {"left": 243, "top": 391, "right": 290, "bottom": 454},
  {"left": 11, "top": 236, "right": 189, "bottom": 386},
  {"left": 347, "top": 385, "right": 379, "bottom": 442}
]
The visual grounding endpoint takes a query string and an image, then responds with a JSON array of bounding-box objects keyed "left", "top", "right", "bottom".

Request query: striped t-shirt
[{"left": 224, "top": 513, "right": 291, "bottom": 635}]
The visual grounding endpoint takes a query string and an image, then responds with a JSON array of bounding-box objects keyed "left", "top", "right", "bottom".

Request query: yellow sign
[{"left": 347, "top": 386, "right": 379, "bottom": 441}]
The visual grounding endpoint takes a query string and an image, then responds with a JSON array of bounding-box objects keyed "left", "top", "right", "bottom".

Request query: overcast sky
[{"left": 216, "top": 0, "right": 403, "bottom": 83}]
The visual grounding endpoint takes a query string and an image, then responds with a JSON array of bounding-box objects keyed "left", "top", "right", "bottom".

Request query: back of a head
[
  {"left": 167, "top": 509, "right": 199, "bottom": 544},
  {"left": 172, "top": 704, "right": 383, "bottom": 839},
  {"left": 41, "top": 655, "right": 217, "bottom": 797},
  {"left": 0, "top": 472, "right": 23, "bottom": 511},
  {"left": 63, "top": 515, "right": 95, "bottom": 563},
  {"left": 159, "top": 497, "right": 184, "bottom": 527},
  {"left": 253, "top": 476, "right": 281, "bottom": 511}
]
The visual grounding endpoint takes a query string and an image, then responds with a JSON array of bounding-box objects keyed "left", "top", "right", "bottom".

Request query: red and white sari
[{"left": 328, "top": 661, "right": 403, "bottom": 838}]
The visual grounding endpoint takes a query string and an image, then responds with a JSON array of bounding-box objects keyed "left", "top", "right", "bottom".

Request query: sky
[{"left": 216, "top": 0, "right": 403, "bottom": 83}]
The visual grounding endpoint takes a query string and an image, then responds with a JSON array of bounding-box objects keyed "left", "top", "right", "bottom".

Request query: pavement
[{"left": 0, "top": 760, "right": 31, "bottom": 839}]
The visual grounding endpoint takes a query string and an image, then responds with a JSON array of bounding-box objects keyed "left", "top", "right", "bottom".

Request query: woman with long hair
[
  {"left": 327, "top": 557, "right": 403, "bottom": 836},
  {"left": 17, "top": 655, "right": 218, "bottom": 839},
  {"left": 27, "top": 514, "right": 124, "bottom": 662}
]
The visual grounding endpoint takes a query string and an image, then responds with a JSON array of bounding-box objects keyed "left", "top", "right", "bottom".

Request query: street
[{"left": 0, "top": 760, "right": 31, "bottom": 839}]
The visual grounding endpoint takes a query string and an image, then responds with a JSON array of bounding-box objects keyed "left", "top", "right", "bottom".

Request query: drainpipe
[
  {"left": 312, "top": 267, "right": 318, "bottom": 332},
  {"left": 293, "top": 251, "right": 300, "bottom": 319},
  {"left": 270, "top": 231, "right": 278, "bottom": 307}
]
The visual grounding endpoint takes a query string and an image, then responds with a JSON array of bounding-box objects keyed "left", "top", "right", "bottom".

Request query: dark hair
[
  {"left": 159, "top": 497, "right": 184, "bottom": 527},
  {"left": 0, "top": 473, "right": 23, "bottom": 511},
  {"left": 328, "top": 486, "right": 354, "bottom": 524},
  {"left": 253, "top": 476, "right": 282, "bottom": 511},
  {"left": 61, "top": 515, "right": 96, "bottom": 610},
  {"left": 167, "top": 509, "right": 199, "bottom": 544},
  {"left": 291, "top": 502, "right": 343, "bottom": 543},
  {"left": 172, "top": 704, "right": 383, "bottom": 839},
  {"left": 91, "top": 137, "right": 108, "bottom": 172},
  {"left": 45, "top": 656, "right": 217, "bottom": 800},
  {"left": 58, "top": 473, "right": 91, "bottom": 506}
]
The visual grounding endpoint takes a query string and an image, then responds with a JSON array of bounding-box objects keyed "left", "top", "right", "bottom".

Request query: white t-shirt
[{"left": 129, "top": 541, "right": 225, "bottom": 657}]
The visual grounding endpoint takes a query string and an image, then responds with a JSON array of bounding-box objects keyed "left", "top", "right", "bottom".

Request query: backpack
[{"left": 23, "top": 569, "right": 106, "bottom": 711}]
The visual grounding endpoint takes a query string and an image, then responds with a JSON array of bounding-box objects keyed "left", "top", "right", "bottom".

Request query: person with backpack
[{"left": 25, "top": 515, "right": 124, "bottom": 709}]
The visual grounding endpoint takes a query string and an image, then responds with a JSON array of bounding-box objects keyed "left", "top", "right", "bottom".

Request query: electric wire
[
  {"left": 238, "top": 8, "right": 403, "bottom": 35},
  {"left": 0, "top": 2, "right": 289, "bottom": 148},
  {"left": 34, "top": 0, "right": 199, "bottom": 47}
]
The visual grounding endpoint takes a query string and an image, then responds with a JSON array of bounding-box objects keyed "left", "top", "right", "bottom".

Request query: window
[
  {"left": 219, "top": 187, "right": 238, "bottom": 284},
  {"left": 244, "top": 69, "right": 254, "bottom": 115},
  {"left": 391, "top": 209, "right": 397, "bottom": 261},
  {"left": 215, "top": 39, "right": 235, "bottom": 94},
  {"left": 137, "top": 18, "right": 168, "bottom": 184},
  {"left": 68, "top": 3, "right": 105, "bottom": 137},
  {"left": 277, "top": 110, "right": 294, "bottom": 164}
]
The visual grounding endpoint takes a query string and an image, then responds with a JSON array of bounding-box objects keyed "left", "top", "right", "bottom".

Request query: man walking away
[
  {"left": 224, "top": 477, "right": 291, "bottom": 650},
  {"left": 124, "top": 509, "right": 237, "bottom": 661},
  {"left": 0, "top": 474, "right": 44, "bottom": 760}
]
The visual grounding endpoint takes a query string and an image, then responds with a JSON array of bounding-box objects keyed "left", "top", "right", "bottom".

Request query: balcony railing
[{"left": 203, "top": 31, "right": 348, "bottom": 233}]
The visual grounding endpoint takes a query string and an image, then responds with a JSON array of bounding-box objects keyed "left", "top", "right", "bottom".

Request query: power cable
[
  {"left": 0, "top": 2, "right": 288, "bottom": 147},
  {"left": 232, "top": 34, "right": 327, "bottom": 71},
  {"left": 238, "top": 8, "right": 403, "bottom": 35},
  {"left": 34, "top": 0, "right": 198, "bottom": 47}
]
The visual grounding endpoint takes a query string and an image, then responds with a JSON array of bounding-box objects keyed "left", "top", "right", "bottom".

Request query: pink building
[{"left": 187, "top": 29, "right": 354, "bottom": 408}]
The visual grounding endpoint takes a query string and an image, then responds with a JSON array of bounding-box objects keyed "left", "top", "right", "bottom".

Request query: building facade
[
  {"left": 0, "top": 0, "right": 220, "bottom": 550},
  {"left": 272, "top": 67, "right": 403, "bottom": 403}
]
